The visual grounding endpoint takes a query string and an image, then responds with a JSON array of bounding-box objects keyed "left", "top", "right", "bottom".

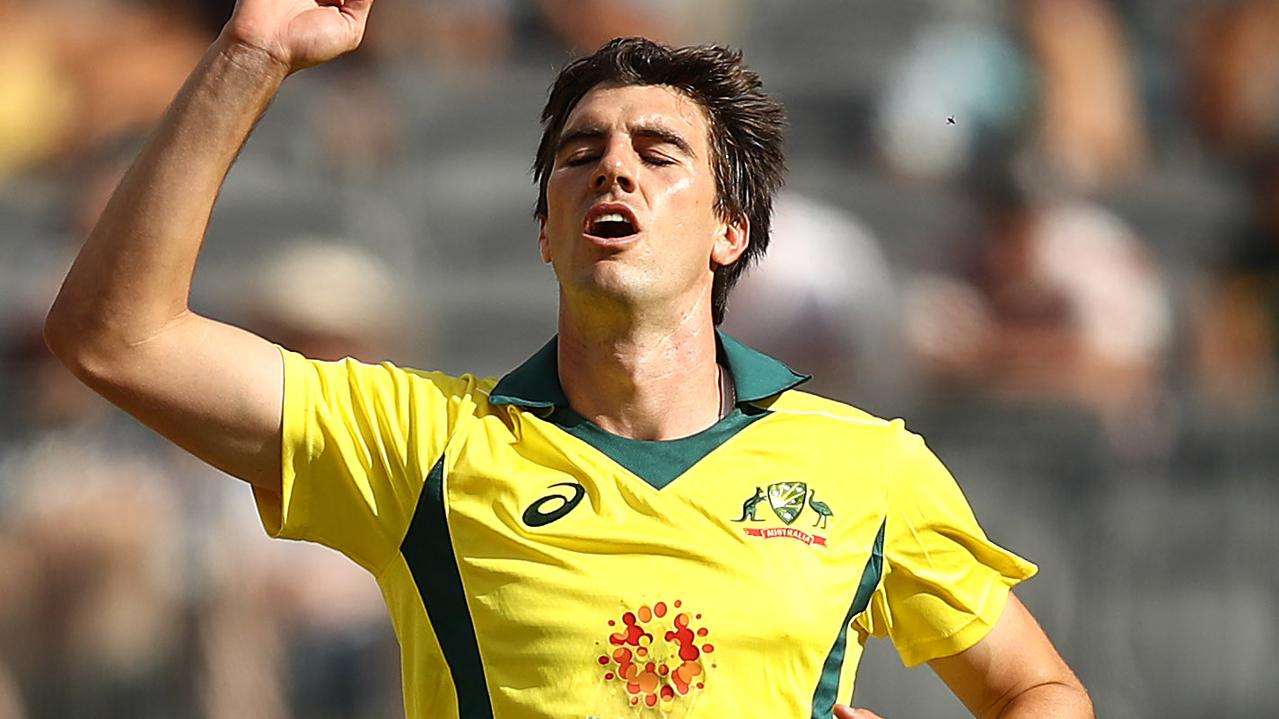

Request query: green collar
[{"left": 488, "top": 331, "right": 810, "bottom": 410}]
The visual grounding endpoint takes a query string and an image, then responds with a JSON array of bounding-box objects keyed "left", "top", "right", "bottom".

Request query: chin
[{"left": 561, "top": 263, "right": 653, "bottom": 309}]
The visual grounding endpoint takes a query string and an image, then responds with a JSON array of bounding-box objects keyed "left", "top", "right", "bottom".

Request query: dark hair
[{"left": 533, "top": 37, "right": 787, "bottom": 324}]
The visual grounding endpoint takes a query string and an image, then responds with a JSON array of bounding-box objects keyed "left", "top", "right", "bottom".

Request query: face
[{"left": 540, "top": 83, "right": 748, "bottom": 317}]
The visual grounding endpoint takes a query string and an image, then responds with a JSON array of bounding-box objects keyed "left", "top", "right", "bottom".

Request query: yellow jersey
[{"left": 253, "top": 332, "right": 1036, "bottom": 719}]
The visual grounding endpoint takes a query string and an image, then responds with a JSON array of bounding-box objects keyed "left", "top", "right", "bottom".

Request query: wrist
[{"left": 210, "top": 33, "right": 292, "bottom": 85}]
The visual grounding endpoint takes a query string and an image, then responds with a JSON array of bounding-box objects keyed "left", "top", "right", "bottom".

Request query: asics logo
[{"left": 522, "top": 482, "right": 586, "bottom": 527}]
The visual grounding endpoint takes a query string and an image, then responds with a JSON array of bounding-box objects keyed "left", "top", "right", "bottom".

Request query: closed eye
[
  {"left": 563, "top": 154, "right": 600, "bottom": 167},
  {"left": 642, "top": 154, "right": 676, "bottom": 166}
]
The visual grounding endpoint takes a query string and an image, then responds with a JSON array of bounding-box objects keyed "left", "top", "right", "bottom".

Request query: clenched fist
[{"left": 221, "top": 0, "right": 375, "bottom": 73}]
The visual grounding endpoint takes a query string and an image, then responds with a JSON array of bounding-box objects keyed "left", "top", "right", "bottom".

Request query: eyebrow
[{"left": 556, "top": 122, "right": 697, "bottom": 158}]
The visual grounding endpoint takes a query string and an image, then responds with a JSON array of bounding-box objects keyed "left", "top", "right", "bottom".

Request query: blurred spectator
[
  {"left": 875, "top": 18, "right": 1033, "bottom": 182},
  {"left": 723, "top": 192, "right": 904, "bottom": 408},
  {"left": 0, "top": 447, "right": 191, "bottom": 718},
  {"left": 0, "top": 0, "right": 208, "bottom": 180},
  {"left": 0, "top": 165, "right": 405, "bottom": 719},
  {"left": 309, "top": 72, "right": 404, "bottom": 183},
  {"left": 1185, "top": 0, "right": 1279, "bottom": 157},
  {"left": 904, "top": 183, "right": 1173, "bottom": 459},
  {"left": 1193, "top": 146, "right": 1279, "bottom": 414},
  {"left": 876, "top": 0, "right": 1146, "bottom": 190},
  {"left": 1020, "top": 0, "right": 1147, "bottom": 189},
  {"left": 534, "top": 0, "right": 746, "bottom": 55},
  {"left": 0, "top": 1, "right": 74, "bottom": 179},
  {"left": 0, "top": 270, "right": 286, "bottom": 718},
  {"left": 536, "top": 0, "right": 680, "bottom": 53},
  {"left": 0, "top": 663, "right": 23, "bottom": 719},
  {"left": 364, "top": 0, "right": 513, "bottom": 71},
  {"left": 240, "top": 239, "right": 413, "bottom": 364}
]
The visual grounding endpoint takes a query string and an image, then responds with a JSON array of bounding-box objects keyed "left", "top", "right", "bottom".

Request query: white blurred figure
[
  {"left": 242, "top": 238, "right": 413, "bottom": 364},
  {"left": 723, "top": 192, "right": 904, "bottom": 408},
  {"left": 904, "top": 197, "right": 1174, "bottom": 460}
]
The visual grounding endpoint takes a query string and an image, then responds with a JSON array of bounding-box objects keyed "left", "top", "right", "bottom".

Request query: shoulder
[
  {"left": 759, "top": 388, "right": 895, "bottom": 429},
  {"left": 757, "top": 389, "right": 934, "bottom": 461},
  {"left": 281, "top": 348, "right": 502, "bottom": 412}
]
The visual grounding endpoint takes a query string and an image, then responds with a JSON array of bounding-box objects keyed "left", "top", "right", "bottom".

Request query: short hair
[{"left": 533, "top": 37, "right": 787, "bottom": 325}]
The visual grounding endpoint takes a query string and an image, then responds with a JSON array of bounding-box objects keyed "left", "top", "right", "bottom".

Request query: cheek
[
  {"left": 655, "top": 175, "right": 695, "bottom": 206},
  {"left": 652, "top": 175, "right": 710, "bottom": 230},
  {"left": 544, "top": 181, "right": 573, "bottom": 232}
]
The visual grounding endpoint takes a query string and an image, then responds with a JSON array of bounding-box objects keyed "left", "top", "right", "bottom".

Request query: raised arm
[{"left": 43, "top": 0, "right": 376, "bottom": 492}]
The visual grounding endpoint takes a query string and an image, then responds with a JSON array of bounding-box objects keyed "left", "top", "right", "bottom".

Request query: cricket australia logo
[{"left": 732, "top": 482, "right": 834, "bottom": 547}]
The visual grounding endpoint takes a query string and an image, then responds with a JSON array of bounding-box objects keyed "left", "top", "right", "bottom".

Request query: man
[{"left": 43, "top": 0, "right": 1093, "bottom": 717}]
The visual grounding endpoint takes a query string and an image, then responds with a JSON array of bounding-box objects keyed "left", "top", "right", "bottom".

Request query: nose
[{"left": 592, "top": 142, "right": 637, "bottom": 194}]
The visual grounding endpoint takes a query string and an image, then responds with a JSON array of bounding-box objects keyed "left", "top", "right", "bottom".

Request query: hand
[
  {"left": 221, "top": 0, "right": 375, "bottom": 73},
  {"left": 834, "top": 704, "right": 886, "bottom": 719}
]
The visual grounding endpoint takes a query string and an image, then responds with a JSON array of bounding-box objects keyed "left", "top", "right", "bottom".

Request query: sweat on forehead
[{"left": 555, "top": 86, "right": 707, "bottom": 158}]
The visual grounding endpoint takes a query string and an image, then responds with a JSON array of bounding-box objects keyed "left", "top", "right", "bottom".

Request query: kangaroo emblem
[{"left": 733, "top": 487, "right": 767, "bottom": 522}]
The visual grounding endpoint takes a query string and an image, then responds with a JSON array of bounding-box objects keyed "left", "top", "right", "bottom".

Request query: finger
[
  {"left": 343, "top": 0, "right": 375, "bottom": 22},
  {"left": 834, "top": 705, "right": 886, "bottom": 719}
]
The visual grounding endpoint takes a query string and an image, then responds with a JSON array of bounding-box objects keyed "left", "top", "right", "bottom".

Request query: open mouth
[
  {"left": 589, "top": 213, "right": 637, "bottom": 238},
  {"left": 584, "top": 204, "right": 641, "bottom": 241}
]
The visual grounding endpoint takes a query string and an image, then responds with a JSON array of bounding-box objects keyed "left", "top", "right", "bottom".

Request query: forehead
[{"left": 561, "top": 84, "right": 712, "bottom": 145}]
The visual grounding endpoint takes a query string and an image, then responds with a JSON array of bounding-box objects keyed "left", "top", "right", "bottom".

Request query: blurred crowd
[{"left": 2, "top": 0, "right": 1278, "bottom": 717}]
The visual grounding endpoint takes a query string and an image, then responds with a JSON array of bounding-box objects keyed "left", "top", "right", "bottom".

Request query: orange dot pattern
[{"left": 596, "top": 600, "right": 713, "bottom": 710}]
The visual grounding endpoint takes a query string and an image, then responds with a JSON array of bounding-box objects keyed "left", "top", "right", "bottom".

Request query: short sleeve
[
  {"left": 252, "top": 347, "right": 482, "bottom": 575},
  {"left": 854, "top": 422, "right": 1038, "bottom": 666}
]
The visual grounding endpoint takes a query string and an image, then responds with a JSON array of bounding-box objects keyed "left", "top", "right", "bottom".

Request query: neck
[{"left": 556, "top": 297, "right": 723, "bottom": 440}]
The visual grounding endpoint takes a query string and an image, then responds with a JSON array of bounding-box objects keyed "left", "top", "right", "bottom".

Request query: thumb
[
  {"left": 343, "top": 0, "right": 376, "bottom": 24},
  {"left": 834, "top": 704, "right": 886, "bottom": 719}
]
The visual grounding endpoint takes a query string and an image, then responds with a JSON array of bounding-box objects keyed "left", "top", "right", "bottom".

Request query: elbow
[
  {"left": 43, "top": 301, "right": 94, "bottom": 378},
  {"left": 1072, "top": 683, "right": 1095, "bottom": 719},
  {"left": 44, "top": 296, "right": 195, "bottom": 387},
  {"left": 42, "top": 297, "right": 120, "bottom": 383},
  {"left": 43, "top": 297, "right": 76, "bottom": 366},
  {"left": 993, "top": 679, "right": 1094, "bottom": 719}
]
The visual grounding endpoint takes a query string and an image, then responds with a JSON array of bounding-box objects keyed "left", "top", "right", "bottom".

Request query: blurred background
[{"left": 1, "top": 0, "right": 1277, "bottom": 716}]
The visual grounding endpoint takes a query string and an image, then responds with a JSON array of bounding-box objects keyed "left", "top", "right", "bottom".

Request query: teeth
[{"left": 595, "top": 213, "right": 626, "bottom": 223}]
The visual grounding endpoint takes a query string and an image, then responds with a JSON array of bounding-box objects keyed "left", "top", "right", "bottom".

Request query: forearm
[
  {"left": 46, "top": 35, "right": 288, "bottom": 362},
  {"left": 993, "top": 681, "right": 1094, "bottom": 719}
]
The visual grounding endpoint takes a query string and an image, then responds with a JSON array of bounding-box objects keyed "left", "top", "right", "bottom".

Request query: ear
[
  {"left": 710, "top": 214, "right": 749, "bottom": 269},
  {"left": 538, "top": 217, "right": 552, "bottom": 264}
]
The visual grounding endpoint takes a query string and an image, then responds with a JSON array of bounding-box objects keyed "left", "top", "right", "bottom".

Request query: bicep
[
  {"left": 78, "top": 313, "right": 284, "bottom": 492},
  {"left": 927, "top": 592, "right": 1081, "bottom": 718}
]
